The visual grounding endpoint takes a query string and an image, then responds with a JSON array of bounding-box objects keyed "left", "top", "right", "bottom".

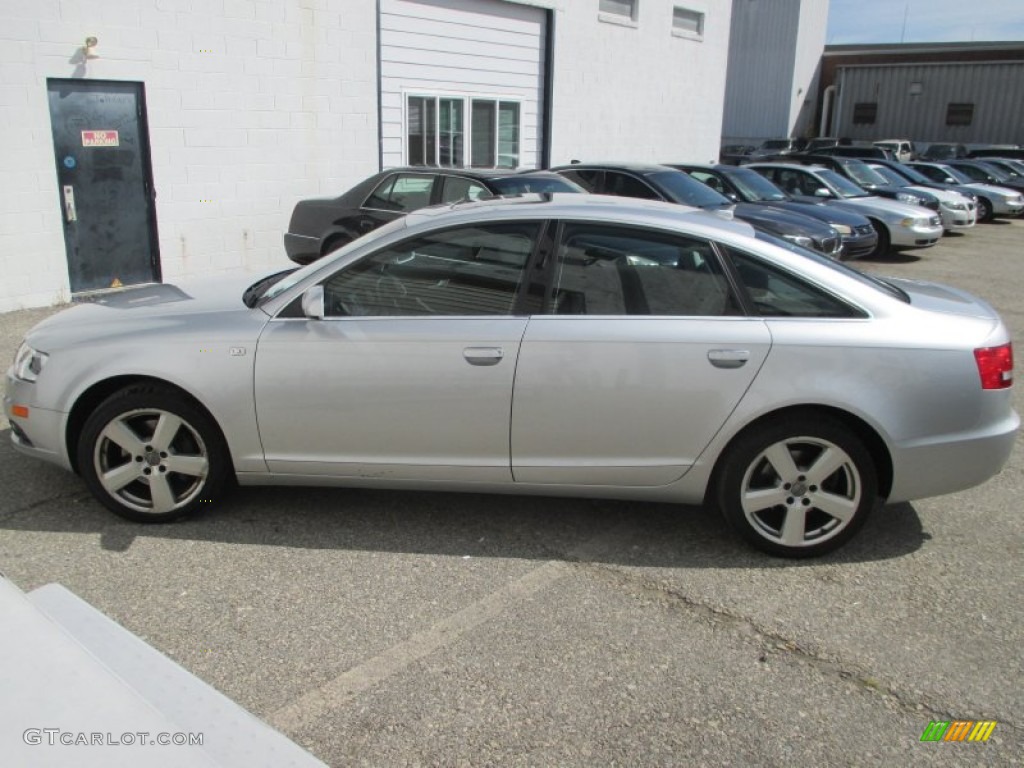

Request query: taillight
[{"left": 974, "top": 343, "right": 1013, "bottom": 389}]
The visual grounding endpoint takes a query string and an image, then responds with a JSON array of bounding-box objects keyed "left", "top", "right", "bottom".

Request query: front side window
[
  {"left": 364, "top": 174, "right": 436, "bottom": 212},
  {"left": 727, "top": 249, "right": 862, "bottom": 318},
  {"left": 551, "top": 223, "right": 737, "bottom": 316},
  {"left": 322, "top": 223, "right": 539, "bottom": 317}
]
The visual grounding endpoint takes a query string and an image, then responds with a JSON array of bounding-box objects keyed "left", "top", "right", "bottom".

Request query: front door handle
[
  {"left": 63, "top": 185, "right": 77, "bottom": 223},
  {"left": 708, "top": 349, "right": 750, "bottom": 369},
  {"left": 463, "top": 347, "right": 503, "bottom": 366}
]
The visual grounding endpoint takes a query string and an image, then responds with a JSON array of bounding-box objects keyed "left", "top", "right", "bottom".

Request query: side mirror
[
  {"left": 814, "top": 187, "right": 832, "bottom": 198},
  {"left": 944, "top": 177, "right": 956, "bottom": 184},
  {"left": 301, "top": 285, "right": 325, "bottom": 319},
  {"left": 727, "top": 192, "right": 739, "bottom": 202}
]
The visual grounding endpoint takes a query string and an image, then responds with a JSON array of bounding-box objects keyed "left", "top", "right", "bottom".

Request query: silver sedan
[{"left": 5, "top": 195, "right": 1018, "bottom": 557}]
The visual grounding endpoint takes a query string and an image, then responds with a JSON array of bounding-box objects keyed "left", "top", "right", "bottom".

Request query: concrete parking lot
[{"left": 2, "top": 221, "right": 1022, "bottom": 766}]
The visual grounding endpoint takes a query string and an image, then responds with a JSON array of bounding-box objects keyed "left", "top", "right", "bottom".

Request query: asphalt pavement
[{"left": 1, "top": 221, "right": 1022, "bottom": 766}]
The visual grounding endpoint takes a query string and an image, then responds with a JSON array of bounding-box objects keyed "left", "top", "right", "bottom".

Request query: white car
[
  {"left": 747, "top": 163, "right": 944, "bottom": 256},
  {"left": 866, "top": 163, "right": 976, "bottom": 231},
  {"left": 909, "top": 162, "right": 1024, "bottom": 221},
  {"left": 873, "top": 139, "right": 915, "bottom": 163}
]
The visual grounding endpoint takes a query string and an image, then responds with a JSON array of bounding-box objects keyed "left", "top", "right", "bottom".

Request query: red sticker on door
[{"left": 81, "top": 130, "right": 119, "bottom": 147}]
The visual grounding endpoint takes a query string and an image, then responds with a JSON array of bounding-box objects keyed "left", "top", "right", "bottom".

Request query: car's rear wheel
[
  {"left": 715, "top": 415, "right": 877, "bottom": 558},
  {"left": 976, "top": 197, "right": 993, "bottom": 222},
  {"left": 78, "top": 384, "right": 231, "bottom": 523}
]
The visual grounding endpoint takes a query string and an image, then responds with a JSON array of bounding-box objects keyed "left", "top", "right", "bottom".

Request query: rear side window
[
  {"left": 364, "top": 174, "right": 436, "bottom": 212},
  {"left": 551, "top": 223, "right": 739, "bottom": 316},
  {"left": 440, "top": 176, "right": 491, "bottom": 204},
  {"left": 727, "top": 249, "right": 863, "bottom": 318},
  {"left": 557, "top": 168, "right": 602, "bottom": 192},
  {"left": 602, "top": 172, "right": 663, "bottom": 200}
]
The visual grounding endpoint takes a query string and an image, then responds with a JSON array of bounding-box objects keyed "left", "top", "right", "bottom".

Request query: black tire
[
  {"left": 976, "top": 197, "right": 993, "bottom": 223},
  {"left": 715, "top": 415, "right": 878, "bottom": 558},
  {"left": 867, "top": 220, "right": 890, "bottom": 258},
  {"left": 77, "top": 384, "right": 231, "bottom": 523}
]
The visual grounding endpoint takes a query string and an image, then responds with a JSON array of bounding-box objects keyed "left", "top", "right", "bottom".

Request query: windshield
[
  {"left": 725, "top": 168, "right": 789, "bottom": 202},
  {"left": 972, "top": 162, "right": 1012, "bottom": 181},
  {"left": 646, "top": 171, "right": 732, "bottom": 208},
  {"left": 884, "top": 163, "right": 931, "bottom": 185},
  {"left": 489, "top": 175, "right": 584, "bottom": 194},
  {"left": 867, "top": 165, "right": 909, "bottom": 186},
  {"left": 841, "top": 161, "right": 889, "bottom": 187},
  {"left": 930, "top": 164, "right": 972, "bottom": 184},
  {"left": 753, "top": 231, "right": 910, "bottom": 303},
  {"left": 817, "top": 169, "right": 870, "bottom": 198}
]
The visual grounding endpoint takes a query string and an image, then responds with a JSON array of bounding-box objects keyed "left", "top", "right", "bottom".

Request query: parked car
[
  {"left": 773, "top": 155, "right": 941, "bottom": 211},
  {"left": 719, "top": 144, "right": 756, "bottom": 166},
  {"left": 284, "top": 168, "right": 584, "bottom": 265},
  {"left": 814, "top": 145, "right": 894, "bottom": 161},
  {"left": 967, "top": 146, "right": 1024, "bottom": 160},
  {"left": 549, "top": 163, "right": 843, "bottom": 258},
  {"left": 747, "top": 162, "right": 943, "bottom": 257},
  {"left": 668, "top": 162, "right": 878, "bottom": 259},
  {"left": 804, "top": 137, "right": 846, "bottom": 153},
  {"left": 863, "top": 162, "right": 976, "bottom": 231},
  {"left": 7, "top": 195, "right": 1017, "bottom": 557},
  {"left": 908, "top": 162, "right": 1024, "bottom": 221},
  {"left": 744, "top": 137, "right": 808, "bottom": 162},
  {"left": 866, "top": 158, "right": 981, "bottom": 208},
  {"left": 941, "top": 160, "right": 1024, "bottom": 196},
  {"left": 920, "top": 143, "right": 968, "bottom": 161},
  {"left": 873, "top": 139, "right": 917, "bottom": 162},
  {"left": 980, "top": 157, "right": 1024, "bottom": 179}
]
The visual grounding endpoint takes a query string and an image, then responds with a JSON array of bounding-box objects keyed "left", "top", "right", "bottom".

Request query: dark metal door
[{"left": 47, "top": 79, "right": 160, "bottom": 293}]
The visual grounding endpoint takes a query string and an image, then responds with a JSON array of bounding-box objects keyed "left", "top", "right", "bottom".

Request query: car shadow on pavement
[
  {"left": 0, "top": 432, "right": 928, "bottom": 569},
  {"left": 860, "top": 250, "right": 922, "bottom": 264}
]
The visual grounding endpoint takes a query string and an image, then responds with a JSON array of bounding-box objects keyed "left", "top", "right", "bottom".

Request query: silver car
[
  {"left": 5, "top": 195, "right": 1018, "bottom": 558},
  {"left": 748, "top": 163, "right": 944, "bottom": 257}
]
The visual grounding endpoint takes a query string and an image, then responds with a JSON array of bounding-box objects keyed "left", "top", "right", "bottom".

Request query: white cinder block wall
[
  {"left": 548, "top": 0, "right": 730, "bottom": 166},
  {"left": 0, "top": 0, "right": 378, "bottom": 312}
]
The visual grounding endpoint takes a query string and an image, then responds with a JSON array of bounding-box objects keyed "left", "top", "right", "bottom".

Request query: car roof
[
  {"left": 402, "top": 192, "right": 756, "bottom": 238},
  {"left": 383, "top": 166, "right": 564, "bottom": 180},
  {"left": 548, "top": 162, "right": 680, "bottom": 175}
]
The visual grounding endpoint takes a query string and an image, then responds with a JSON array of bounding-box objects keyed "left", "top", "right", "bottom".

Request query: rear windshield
[
  {"left": 725, "top": 169, "right": 789, "bottom": 202},
  {"left": 489, "top": 175, "right": 585, "bottom": 195},
  {"left": 753, "top": 231, "right": 910, "bottom": 303},
  {"left": 646, "top": 171, "right": 731, "bottom": 208}
]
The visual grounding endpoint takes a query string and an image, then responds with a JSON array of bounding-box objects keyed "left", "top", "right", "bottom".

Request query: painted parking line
[{"left": 269, "top": 522, "right": 630, "bottom": 733}]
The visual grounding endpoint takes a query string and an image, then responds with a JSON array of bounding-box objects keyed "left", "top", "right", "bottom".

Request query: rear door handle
[
  {"left": 708, "top": 349, "right": 750, "bottom": 369},
  {"left": 463, "top": 347, "right": 503, "bottom": 366}
]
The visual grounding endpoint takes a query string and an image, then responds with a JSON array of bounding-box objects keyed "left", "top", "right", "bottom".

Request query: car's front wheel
[
  {"left": 715, "top": 415, "right": 878, "bottom": 557},
  {"left": 78, "top": 384, "right": 231, "bottom": 523},
  {"left": 976, "top": 197, "right": 993, "bottom": 222}
]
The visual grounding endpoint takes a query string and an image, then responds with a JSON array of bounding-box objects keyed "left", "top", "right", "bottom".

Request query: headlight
[
  {"left": 896, "top": 192, "right": 923, "bottom": 205},
  {"left": 782, "top": 234, "right": 813, "bottom": 247},
  {"left": 941, "top": 200, "right": 966, "bottom": 210},
  {"left": 12, "top": 342, "right": 48, "bottom": 382},
  {"left": 831, "top": 224, "right": 852, "bottom": 235}
]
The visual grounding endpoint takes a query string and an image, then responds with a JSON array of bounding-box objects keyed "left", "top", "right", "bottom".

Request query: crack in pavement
[
  {"left": 570, "top": 559, "right": 1020, "bottom": 733},
  {"left": 0, "top": 492, "right": 84, "bottom": 523}
]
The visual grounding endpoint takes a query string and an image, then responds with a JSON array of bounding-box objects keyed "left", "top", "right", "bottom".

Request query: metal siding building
[
  {"left": 722, "top": 0, "right": 828, "bottom": 144},
  {"left": 833, "top": 61, "right": 1024, "bottom": 145}
]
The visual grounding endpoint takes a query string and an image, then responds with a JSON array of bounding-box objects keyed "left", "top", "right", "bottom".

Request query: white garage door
[{"left": 380, "top": 0, "right": 547, "bottom": 170}]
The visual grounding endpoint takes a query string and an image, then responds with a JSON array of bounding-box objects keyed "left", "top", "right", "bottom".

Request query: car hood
[
  {"left": 732, "top": 203, "right": 834, "bottom": 238},
  {"left": 759, "top": 201, "right": 869, "bottom": 228},
  {"left": 966, "top": 183, "right": 1023, "bottom": 200},
  {"left": 839, "top": 196, "right": 936, "bottom": 218},
  {"left": 24, "top": 269, "right": 282, "bottom": 351}
]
